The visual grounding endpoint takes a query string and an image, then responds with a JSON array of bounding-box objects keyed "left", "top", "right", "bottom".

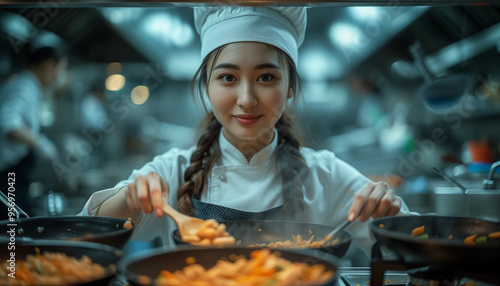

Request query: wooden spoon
[{"left": 162, "top": 202, "right": 205, "bottom": 241}]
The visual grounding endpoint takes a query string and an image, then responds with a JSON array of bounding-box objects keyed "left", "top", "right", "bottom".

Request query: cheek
[
  {"left": 208, "top": 86, "right": 234, "bottom": 114},
  {"left": 262, "top": 90, "right": 288, "bottom": 115}
]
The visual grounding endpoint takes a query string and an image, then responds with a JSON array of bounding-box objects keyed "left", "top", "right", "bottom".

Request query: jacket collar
[{"left": 218, "top": 127, "right": 278, "bottom": 166}]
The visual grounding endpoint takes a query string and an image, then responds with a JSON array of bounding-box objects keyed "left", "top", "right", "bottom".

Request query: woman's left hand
[{"left": 348, "top": 181, "right": 402, "bottom": 222}]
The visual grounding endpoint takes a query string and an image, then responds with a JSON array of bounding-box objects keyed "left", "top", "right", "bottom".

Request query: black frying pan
[
  {"left": 0, "top": 240, "right": 121, "bottom": 286},
  {"left": 122, "top": 246, "right": 339, "bottom": 286},
  {"left": 370, "top": 215, "right": 500, "bottom": 269},
  {"left": 172, "top": 220, "right": 352, "bottom": 258},
  {"left": 0, "top": 216, "right": 133, "bottom": 249}
]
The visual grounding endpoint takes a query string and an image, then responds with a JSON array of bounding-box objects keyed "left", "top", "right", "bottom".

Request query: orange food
[
  {"left": 448, "top": 235, "right": 453, "bottom": 239},
  {"left": 249, "top": 233, "right": 339, "bottom": 249},
  {"left": 185, "top": 256, "right": 196, "bottom": 265},
  {"left": 182, "top": 219, "right": 236, "bottom": 246},
  {"left": 123, "top": 218, "right": 133, "bottom": 230},
  {"left": 379, "top": 224, "right": 384, "bottom": 228},
  {"left": 412, "top": 225, "right": 425, "bottom": 236},
  {"left": 0, "top": 251, "right": 109, "bottom": 285},
  {"left": 488, "top": 231, "right": 500, "bottom": 239},
  {"left": 155, "top": 249, "right": 334, "bottom": 286},
  {"left": 464, "top": 234, "right": 477, "bottom": 246}
]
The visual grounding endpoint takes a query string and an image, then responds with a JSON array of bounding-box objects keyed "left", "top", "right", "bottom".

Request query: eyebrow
[{"left": 213, "top": 63, "right": 281, "bottom": 71}]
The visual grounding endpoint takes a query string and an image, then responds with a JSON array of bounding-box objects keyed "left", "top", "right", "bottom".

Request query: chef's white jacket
[
  {"left": 80, "top": 128, "right": 416, "bottom": 257},
  {"left": 0, "top": 71, "right": 42, "bottom": 171}
]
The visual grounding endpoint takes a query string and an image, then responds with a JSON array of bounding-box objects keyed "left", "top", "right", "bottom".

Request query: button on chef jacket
[
  {"left": 80, "top": 128, "right": 416, "bottom": 257},
  {"left": 0, "top": 71, "right": 42, "bottom": 171}
]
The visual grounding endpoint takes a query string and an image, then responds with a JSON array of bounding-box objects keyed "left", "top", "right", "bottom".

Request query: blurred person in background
[{"left": 0, "top": 42, "right": 67, "bottom": 220}]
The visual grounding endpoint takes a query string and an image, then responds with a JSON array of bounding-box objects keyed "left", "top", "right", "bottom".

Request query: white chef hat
[{"left": 194, "top": 7, "right": 307, "bottom": 67}]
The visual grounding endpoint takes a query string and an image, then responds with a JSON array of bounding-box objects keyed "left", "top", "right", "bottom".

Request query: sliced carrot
[
  {"left": 488, "top": 231, "right": 500, "bottom": 239},
  {"left": 412, "top": 225, "right": 425, "bottom": 236},
  {"left": 464, "top": 234, "right": 477, "bottom": 246}
]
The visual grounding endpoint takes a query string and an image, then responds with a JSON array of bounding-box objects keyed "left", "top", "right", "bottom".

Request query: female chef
[{"left": 80, "top": 7, "right": 415, "bottom": 257}]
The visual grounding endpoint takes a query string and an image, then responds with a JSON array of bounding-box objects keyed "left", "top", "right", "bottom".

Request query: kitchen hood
[{"left": 0, "top": 0, "right": 499, "bottom": 7}]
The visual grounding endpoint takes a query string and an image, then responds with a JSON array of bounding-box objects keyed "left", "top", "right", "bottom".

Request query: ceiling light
[
  {"left": 349, "top": 7, "right": 381, "bottom": 21},
  {"left": 329, "top": 23, "right": 364, "bottom": 48},
  {"left": 131, "top": 85, "right": 149, "bottom": 105},
  {"left": 105, "top": 74, "right": 126, "bottom": 91}
]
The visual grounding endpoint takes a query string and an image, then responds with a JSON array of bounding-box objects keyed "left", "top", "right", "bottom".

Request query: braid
[
  {"left": 177, "top": 114, "right": 222, "bottom": 215},
  {"left": 276, "top": 112, "right": 308, "bottom": 220}
]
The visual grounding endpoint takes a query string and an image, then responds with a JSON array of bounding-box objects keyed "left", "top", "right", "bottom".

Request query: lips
[{"left": 233, "top": 114, "right": 262, "bottom": 125}]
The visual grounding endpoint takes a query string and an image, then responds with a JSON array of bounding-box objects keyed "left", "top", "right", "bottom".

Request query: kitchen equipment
[
  {"left": 0, "top": 215, "right": 134, "bottom": 249},
  {"left": 370, "top": 215, "right": 500, "bottom": 266},
  {"left": 0, "top": 191, "right": 133, "bottom": 248},
  {"left": 122, "top": 246, "right": 340, "bottom": 286},
  {"left": 172, "top": 220, "right": 352, "bottom": 259},
  {"left": 338, "top": 267, "right": 487, "bottom": 286},
  {"left": 323, "top": 220, "right": 351, "bottom": 243},
  {"left": 162, "top": 201, "right": 205, "bottom": 241},
  {"left": 432, "top": 166, "right": 467, "bottom": 194},
  {"left": 0, "top": 239, "right": 121, "bottom": 286},
  {"left": 409, "top": 41, "right": 472, "bottom": 113},
  {"left": 369, "top": 215, "right": 500, "bottom": 286},
  {"left": 483, "top": 160, "right": 500, "bottom": 189}
]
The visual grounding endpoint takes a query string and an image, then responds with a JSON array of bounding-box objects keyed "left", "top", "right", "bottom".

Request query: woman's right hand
[{"left": 124, "top": 172, "right": 170, "bottom": 218}]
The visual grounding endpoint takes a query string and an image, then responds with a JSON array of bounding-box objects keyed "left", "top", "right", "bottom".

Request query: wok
[
  {"left": 0, "top": 240, "right": 121, "bottom": 286},
  {"left": 0, "top": 215, "right": 133, "bottom": 249},
  {"left": 122, "top": 246, "right": 339, "bottom": 286},
  {"left": 370, "top": 215, "right": 500, "bottom": 269},
  {"left": 172, "top": 220, "right": 352, "bottom": 258}
]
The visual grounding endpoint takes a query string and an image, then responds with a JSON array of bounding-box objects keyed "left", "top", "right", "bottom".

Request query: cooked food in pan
[
  {"left": 249, "top": 234, "right": 339, "bottom": 248},
  {"left": 181, "top": 219, "right": 236, "bottom": 246},
  {"left": 0, "top": 249, "right": 110, "bottom": 285},
  {"left": 153, "top": 248, "right": 334, "bottom": 286},
  {"left": 123, "top": 217, "right": 134, "bottom": 230},
  {"left": 410, "top": 225, "right": 500, "bottom": 245}
]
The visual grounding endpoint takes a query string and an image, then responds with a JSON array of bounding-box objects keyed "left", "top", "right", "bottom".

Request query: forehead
[{"left": 214, "top": 42, "right": 282, "bottom": 67}]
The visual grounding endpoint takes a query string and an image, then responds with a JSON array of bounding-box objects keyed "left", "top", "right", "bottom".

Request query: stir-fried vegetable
[{"left": 154, "top": 249, "right": 334, "bottom": 286}]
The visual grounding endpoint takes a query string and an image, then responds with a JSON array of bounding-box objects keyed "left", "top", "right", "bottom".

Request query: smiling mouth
[{"left": 233, "top": 115, "right": 262, "bottom": 125}]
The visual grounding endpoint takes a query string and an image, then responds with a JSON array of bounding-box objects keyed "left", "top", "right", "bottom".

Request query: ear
[{"left": 287, "top": 83, "right": 295, "bottom": 99}]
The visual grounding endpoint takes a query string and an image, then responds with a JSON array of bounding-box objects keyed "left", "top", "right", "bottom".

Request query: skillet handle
[{"left": 0, "top": 190, "right": 30, "bottom": 219}]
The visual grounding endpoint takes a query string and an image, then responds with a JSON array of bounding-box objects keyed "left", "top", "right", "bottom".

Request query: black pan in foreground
[
  {"left": 0, "top": 216, "right": 133, "bottom": 249},
  {"left": 172, "top": 220, "right": 352, "bottom": 259},
  {"left": 0, "top": 240, "right": 121, "bottom": 286},
  {"left": 123, "top": 246, "right": 339, "bottom": 286}
]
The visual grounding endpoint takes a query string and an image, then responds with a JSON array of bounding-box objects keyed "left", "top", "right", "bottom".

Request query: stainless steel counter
[{"left": 338, "top": 267, "right": 495, "bottom": 286}]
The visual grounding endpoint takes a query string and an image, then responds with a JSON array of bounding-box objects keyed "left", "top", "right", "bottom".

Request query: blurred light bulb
[
  {"left": 131, "top": 85, "right": 149, "bottom": 105},
  {"left": 105, "top": 74, "right": 126, "bottom": 91}
]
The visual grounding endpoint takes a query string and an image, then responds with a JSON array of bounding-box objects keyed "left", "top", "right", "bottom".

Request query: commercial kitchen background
[{"left": 1, "top": 5, "right": 499, "bottom": 222}]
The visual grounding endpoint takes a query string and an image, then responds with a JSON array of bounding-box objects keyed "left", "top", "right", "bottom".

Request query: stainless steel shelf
[{"left": 1, "top": 0, "right": 499, "bottom": 7}]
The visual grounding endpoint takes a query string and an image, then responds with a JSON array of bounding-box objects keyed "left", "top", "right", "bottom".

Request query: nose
[{"left": 236, "top": 80, "right": 258, "bottom": 108}]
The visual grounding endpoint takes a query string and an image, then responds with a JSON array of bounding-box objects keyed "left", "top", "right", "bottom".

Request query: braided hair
[{"left": 177, "top": 44, "right": 307, "bottom": 219}]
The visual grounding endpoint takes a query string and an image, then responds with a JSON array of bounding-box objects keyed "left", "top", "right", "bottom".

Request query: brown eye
[
  {"left": 220, "top": 75, "right": 235, "bottom": 82},
  {"left": 259, "top": 74, "right": 274, "bottom": 82}
]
